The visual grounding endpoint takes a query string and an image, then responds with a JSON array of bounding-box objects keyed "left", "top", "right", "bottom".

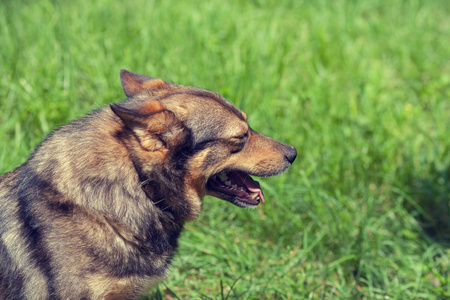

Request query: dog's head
[{"left": 111, "top": 70, "right": 296, "bottom": 220}]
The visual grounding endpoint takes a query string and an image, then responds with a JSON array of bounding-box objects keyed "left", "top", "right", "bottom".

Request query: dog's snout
[{"left": 285, "top": 146, "right": 297, "bottom": 164}]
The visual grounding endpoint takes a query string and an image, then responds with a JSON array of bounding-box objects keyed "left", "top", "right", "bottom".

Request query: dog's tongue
[{"left": 229, "top": 171, "right": 265, "bottom": 204}]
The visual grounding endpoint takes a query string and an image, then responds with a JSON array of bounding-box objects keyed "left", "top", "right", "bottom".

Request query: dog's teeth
[
  {"left": 225, "top": 181, "right": 231, "bottom": 186},
  {"left": 250, "top": 193, "right": 259, "bottom": 199},
  {"left": 218, "top": 172, "right": 228, "bottom": 181}
]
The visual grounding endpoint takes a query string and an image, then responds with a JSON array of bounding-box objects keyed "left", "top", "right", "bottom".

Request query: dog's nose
[{"left": 285, "top": 146, "right": 297, "bottom": 164}]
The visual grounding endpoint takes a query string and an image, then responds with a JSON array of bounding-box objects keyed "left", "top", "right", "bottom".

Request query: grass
[{"left": 1, "top": 0, "right": 449, "bottom": 298}]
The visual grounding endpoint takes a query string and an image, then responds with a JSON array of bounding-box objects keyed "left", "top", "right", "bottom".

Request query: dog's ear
[
  {"left": 120, "top": 69, "right": 169, "bottom": 98},
  {"left": 110, "top": 101, "right": 187, "bottom": 151}
]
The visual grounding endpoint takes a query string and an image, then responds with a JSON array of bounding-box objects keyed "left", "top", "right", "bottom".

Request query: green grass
[{"left": 1, "top": 0, "right": 449, "bottom": 298}]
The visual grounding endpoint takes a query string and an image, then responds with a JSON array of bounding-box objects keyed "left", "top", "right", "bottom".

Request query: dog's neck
[
  {"left": 134, "top": 162, "right": 191, "bottom": 224},
  {"left": 140, "top": 177, "right": 169, "bottom": 212}
]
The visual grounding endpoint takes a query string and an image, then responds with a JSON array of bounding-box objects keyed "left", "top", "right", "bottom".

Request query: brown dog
[{"left": 0, "top": 70, "right": 296, "bottom": 299}]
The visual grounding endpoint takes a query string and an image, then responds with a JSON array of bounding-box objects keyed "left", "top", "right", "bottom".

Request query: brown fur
[{"left": 0, "top": 70, "right": 296, "bottom": 299}]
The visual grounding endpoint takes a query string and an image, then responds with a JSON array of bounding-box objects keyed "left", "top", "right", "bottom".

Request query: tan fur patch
[
  {"left": 142, "top": 79, "right": 167, "bottom": 92},
  {"left": 140, "top": 100, "right": 165, "bottom": 115},
  {"left": 86, "top": 273, "right": 162, "bottom": 300}
]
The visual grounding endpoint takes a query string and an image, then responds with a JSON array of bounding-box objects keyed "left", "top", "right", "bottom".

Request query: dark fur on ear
[{"left": 120, "top": 69, "right": 170, "bottom": 98}]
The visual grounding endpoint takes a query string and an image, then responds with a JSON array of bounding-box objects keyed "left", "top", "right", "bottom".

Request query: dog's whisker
[
  {"left": 140, "top": 178, "right": 153, "bottom": 186},
  {"left": 152, "top": 198, "right": 165, "bottom": 205}
]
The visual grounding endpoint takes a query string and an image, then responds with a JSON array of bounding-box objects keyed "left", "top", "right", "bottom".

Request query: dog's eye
[
  {"left": 230, "top": 132, "right": 248, "bottom": 154},
  {"left": 233, "top": 132, "right": 248, "bottom": 142}
]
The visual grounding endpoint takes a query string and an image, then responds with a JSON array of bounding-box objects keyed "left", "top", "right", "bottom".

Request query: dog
[{"left": 0, "top": 70, "right": 297, "bottom": 299}]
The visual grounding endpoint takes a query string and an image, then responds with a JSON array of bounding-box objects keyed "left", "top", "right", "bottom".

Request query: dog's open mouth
[{"left": 207, "top": 170, "right": 264, "bottom": 207}]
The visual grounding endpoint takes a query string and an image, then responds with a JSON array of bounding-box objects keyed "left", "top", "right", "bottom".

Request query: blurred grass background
[{"left": 1, "top": 0, "right": 449, "bottom": 298}]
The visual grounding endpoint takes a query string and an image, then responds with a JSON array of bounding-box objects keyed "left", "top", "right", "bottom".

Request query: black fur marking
[
  {"left": 16, "top": 169, "right": 61, "bottom": 299},
  {"left": 44, "top": 200, "right": 74, "bottom": 216},
  {"left": 0, "top": 239, "right": 25, "bottom": 296}
]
